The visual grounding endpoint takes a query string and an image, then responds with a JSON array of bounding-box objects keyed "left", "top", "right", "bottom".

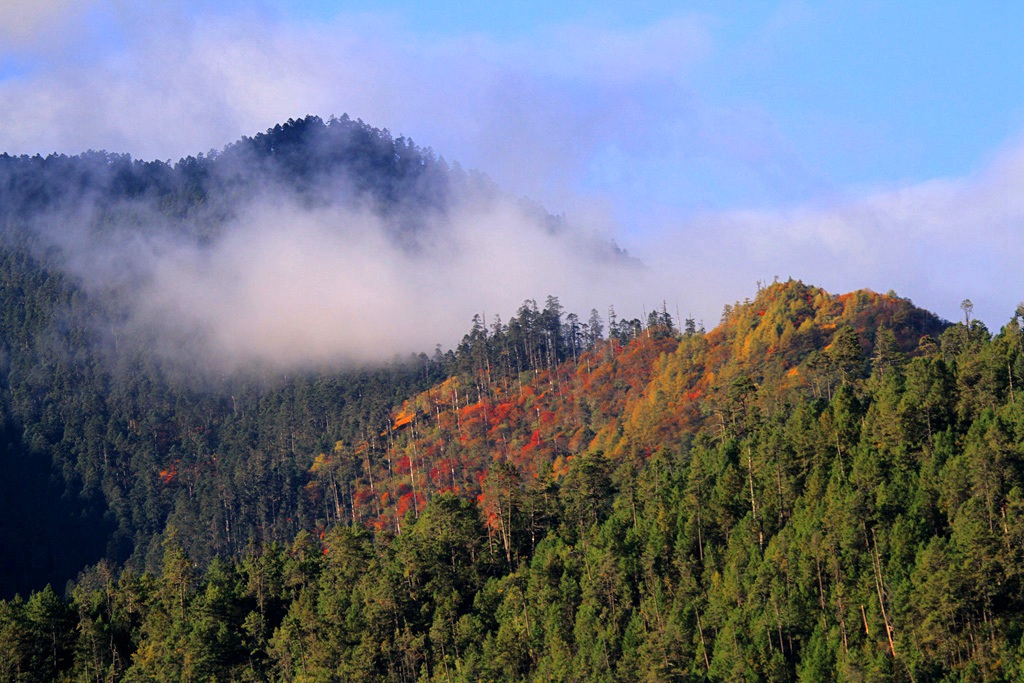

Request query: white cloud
[
  {"left": 0, "top": 9, "right": 720, "bottom": 211},
  {"left": 37, "top": 183, "right": 649, "bottom": 370},
  {"left": 3, "top": 4, "right": 1023, "bottom": 345},
  {"left": 0, "top": 0, "right": 94, "bottom": 46},
  {"left": 645, "top": 139, "right": 1024, "bottom": 328}
]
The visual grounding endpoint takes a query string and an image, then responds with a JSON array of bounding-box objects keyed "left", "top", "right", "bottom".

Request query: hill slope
[
  {"left": 9, "top": 279, "right": 1024, "bottom": 681},
  {"left": 0, "top": 114, "right": 587, "bottom": 596},
  {"left": 335, "top": 281, "right": 948, "bottom": 537},
  {"left": 4, "top": 115, "right": 1024, "bottom": 680}
]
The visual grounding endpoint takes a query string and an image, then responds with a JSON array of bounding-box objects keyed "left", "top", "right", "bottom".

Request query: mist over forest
[
  {"left": 4, "top": 114, "right": 1024, "bottom": 682},
  {"left": 3, "top": 2, "right": 1024, "bottom": 680},
  {"left": 0, "top": 113, "right": 657, "bottom": 594},
  {"left": 3, "top": 114, "right": 648, "bottom": 373}
]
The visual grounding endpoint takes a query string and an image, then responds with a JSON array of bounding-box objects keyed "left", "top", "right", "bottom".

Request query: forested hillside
[
  {"left": 1, "top": 114, "right": 460, "bottom": 233},
  {"left": 0, "top": 115, "right": 484, "bottom": 596},
  {"left": 9, "top": 273, "right": 1024, "bottom": 681},
  {"left": 4, "top": 117, "right": 1024, "bottom": 681},
  {"left": 0, "top": 114, "right": 597, "bottom": 595}
]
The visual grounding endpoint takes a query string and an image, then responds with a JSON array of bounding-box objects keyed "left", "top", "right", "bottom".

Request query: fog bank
[{"left": 36, "top": 186, "right": 651, "bottom": 371}]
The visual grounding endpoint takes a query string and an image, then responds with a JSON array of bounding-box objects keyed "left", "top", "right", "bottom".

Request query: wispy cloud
[
  {"left": 0, "top": 0, "right": 95, "bottom": 47},
  {"left": 2, "top": 4, "right": 1022, "bottom": 346},
  {"left": 647, "top": 139, "right": 1024, "bottom": 327},
  {"left": 0, "top": 9, "right": 721, "bottom": 209},
  {"left": 34, "top": 178, "right": 649, "bottom": 370}
]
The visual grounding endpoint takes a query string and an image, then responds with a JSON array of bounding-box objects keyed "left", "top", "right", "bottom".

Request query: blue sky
[
  {"left": 265, "top": 1, "right": 1024, "bottom": 209},
  {"left": 1, "top": 1, "right": 1023, "bottom": 330}
]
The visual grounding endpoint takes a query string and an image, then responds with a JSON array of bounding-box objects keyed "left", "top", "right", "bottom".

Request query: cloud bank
[
  {"left": 145, "top": 200, "right": 646, "bottom": 369},
  {"left": 2, "top": 4, "right": 1024, "bottom": 361},
  {"left": 0, "top": 8, "right": 717, "bottom": 216},
  {"left": 646, "top": 139, "right": 1024, "bottom": 328},
  {"left": 37, "top": 184, "right": 651, "bottom": 371}
]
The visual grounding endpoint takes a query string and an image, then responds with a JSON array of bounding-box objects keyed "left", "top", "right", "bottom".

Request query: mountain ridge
[
  {"left": 3, "top": 115, "right": 1024, "bottom": 681},
  {"left": 7, "top": 276, "right": 1023, "bottom": 681},
  {"left": 336, "top": 280, "right": 950, "bottom": 535}
]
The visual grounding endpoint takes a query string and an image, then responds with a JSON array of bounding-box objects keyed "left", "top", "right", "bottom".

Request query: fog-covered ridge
[{"left": 0, "top": 115, "right": 645, "bottom": 371}]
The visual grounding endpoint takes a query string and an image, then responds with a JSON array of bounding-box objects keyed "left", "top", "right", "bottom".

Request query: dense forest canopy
[
  {"left": 3, "top": 117, "right": 1024, "bottom": 681},
  {"left": 1, "top": 114, "right": 458, "bottom": 226}
]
